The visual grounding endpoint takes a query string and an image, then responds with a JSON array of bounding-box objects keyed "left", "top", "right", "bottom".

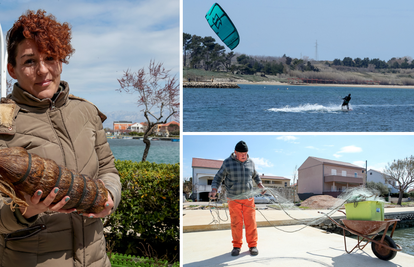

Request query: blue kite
[{"left": 205, "top": 3, "right": 240, "bottom": 50}]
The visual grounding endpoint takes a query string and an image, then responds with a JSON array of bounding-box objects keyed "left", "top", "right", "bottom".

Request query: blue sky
[
  {"left": 182, "top": 134, "right": 414, "bottom": 188},
  {"left": 184, "top": 1, "right": 414, "bottom": 61},
  {"left": 0, "top": 0, "right": 179, "bottom": 128}
]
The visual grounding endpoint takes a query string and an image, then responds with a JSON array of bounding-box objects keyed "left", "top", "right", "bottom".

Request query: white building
[
  {"left": 366, "top": 169, "right": 398, "bottom": 194},
  {"left": 130, "top": 123, "right": 145, "bottom": 133},
  {"left": 192, "top": 158, "right": 222, "bottom": 201}
]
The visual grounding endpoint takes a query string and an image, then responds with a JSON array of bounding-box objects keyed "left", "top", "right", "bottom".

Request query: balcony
[
  {"left": 324, "top": 175, "right": 363, "bottom": 185},
  {"left": 194, "top": 185, "right": 212, "bottom": 192}
]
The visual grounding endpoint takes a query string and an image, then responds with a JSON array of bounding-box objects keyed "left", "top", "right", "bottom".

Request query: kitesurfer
[{"left": 342, "top": 94, "right": 351, "bottom": 110}]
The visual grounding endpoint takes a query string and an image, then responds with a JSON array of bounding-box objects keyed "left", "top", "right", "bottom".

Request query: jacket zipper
[
  {"left": 46, "top": 96, "right": 67, "bottom": 167},
  {"left": 49, "top": 89, "right": 62, "bottom": 110},
  {"left": 82, "top": 218, "right": 85, "bottom": 266},
  {"left": 49, "top": 98, "right": 56, "bottom": 110}
]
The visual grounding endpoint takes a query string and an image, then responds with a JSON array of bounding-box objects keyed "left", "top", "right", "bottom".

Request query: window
[
  {"left": 207, "top": 179, "right": 213, "bottom": 185},
  {"left": 354, "top": 172, "right": 358, "bottom": 177},
  {"left": 331, "top": 169, "right": 337, "bottom": 175},
  {"left": 285, "top": 182, "right": 287, "bottom": 187},
  {"left": 342, "top": 171, "right": 347, "bottom": 176}
]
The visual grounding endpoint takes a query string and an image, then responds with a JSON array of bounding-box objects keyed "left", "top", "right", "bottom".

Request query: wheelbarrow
[{"left": 319, "top": 211, "right": 402, "bottom": 261}]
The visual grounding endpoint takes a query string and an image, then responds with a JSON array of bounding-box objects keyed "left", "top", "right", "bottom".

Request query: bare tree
[
  {"left": 7, "top": 79, "right": 13, "bottom": 95},
  {"left": 292, "top": 165, "right": 299, "bottom": 202},
  {"left": 183, "top": 177, "right": 193, "bottom": 198},
  {"left": 0, "top": 77, "right": 13, "bottom": 97},
  {"left": 117, "top": 60, "right": 179, "bottom": 162},
  {"left": 383, "top": 156, "right": 414, "bottom": 205},
  {"left": 292, "top": 165, "right": 298, "bottom": 187}
]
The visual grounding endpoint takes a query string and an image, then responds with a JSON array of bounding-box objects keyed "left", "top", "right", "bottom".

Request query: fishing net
[{"left": 209, "top": 185, "right": 386, "bottom": 233}]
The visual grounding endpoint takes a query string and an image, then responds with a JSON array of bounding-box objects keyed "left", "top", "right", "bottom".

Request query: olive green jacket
[{"left": 0, "top": 81, "right": 121, "bottom": 267}]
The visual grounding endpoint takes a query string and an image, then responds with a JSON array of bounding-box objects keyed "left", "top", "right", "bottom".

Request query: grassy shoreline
[
  {"left": 236, "top": 80, "right": 414, "bottom": 89},
  {"left": 184, "top": 67, "right": 414, "bottom": 89}
]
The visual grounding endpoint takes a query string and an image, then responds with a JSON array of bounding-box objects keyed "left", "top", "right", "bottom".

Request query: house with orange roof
[{"left": 155, "top": 121, "right": 180, "bottom": 136}]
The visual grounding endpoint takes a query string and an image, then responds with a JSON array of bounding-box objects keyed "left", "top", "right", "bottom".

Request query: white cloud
[
  {"left": 333, "top": 154, "right": 342, "bottom": 158},
  {"left": 251, "top": 157, "right": 274, "bottom": 170},
  {"left": 353, "top": 161, "right": 366, "bottom": 168},
  {"left": 336, "top": 145, "right": 362, "bottom": 154},
  {"left": 277, "top": 136, "right": 298, "bottom": 142},
  {"left": 306, "top": 146, "right": 318, "bottom": 150},
  {"left": 276, "top": 136, "right": 299, "bottom": 144}
]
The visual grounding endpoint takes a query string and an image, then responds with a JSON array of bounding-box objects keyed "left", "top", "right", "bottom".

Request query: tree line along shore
[{"left": 183, "top": 33, "right": 414, "bottom": 87}]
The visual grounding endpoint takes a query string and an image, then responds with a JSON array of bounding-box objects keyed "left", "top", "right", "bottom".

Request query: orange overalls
[{"left": 228, "top": 198, "right": 258, "bottom": 248}]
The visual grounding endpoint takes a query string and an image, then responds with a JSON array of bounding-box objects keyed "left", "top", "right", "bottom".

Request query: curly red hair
[{"left": 7, "top": 9, "right": 75, "bottom": 66}]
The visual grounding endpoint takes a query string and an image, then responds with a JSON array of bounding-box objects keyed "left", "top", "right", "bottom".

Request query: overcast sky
[
  {"left": 0, "top": 0, "right": 179, "bottom": 126},
  {"left": 183, "top": 134, "right": 414, "bottom": 189},
  {"left": 184, "top": 0, "right": 414, "bottom": 61}
]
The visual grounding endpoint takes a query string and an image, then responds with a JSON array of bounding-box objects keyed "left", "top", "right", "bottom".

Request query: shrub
[
  {"left": 169, "top": 131, "right": 180, "bottom": 136},
  {"left": 129, "top": 132, "right": 145, "bottom": 136},
  {"left": 390, "top": 192, "right": 409, "bottom": 198},
  {"left": 366, "top": 181, "right": 389, "bottom": 196},
  {"left": 104, "top": 160, "right": 179, "bottom": 263},
  {"left": 108, "top": 253, "right": 179, "bottom": 267}
]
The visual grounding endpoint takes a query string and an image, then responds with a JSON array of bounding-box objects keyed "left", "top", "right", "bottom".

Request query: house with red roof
[{"left": 191, "top": 157, "right": 290, "bottom": 201}]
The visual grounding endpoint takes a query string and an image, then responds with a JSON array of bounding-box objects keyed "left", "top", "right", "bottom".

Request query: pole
[
  {"left": 364, "top": 160, "right": 367, "bottom": 187},
  {"left": 1, "top": 23, "right": 7, "bottom": 98}
]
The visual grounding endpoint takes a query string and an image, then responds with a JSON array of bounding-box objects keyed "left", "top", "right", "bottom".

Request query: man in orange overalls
[{"left": 209, "top": 141, "right": 265, "bottom": 256}]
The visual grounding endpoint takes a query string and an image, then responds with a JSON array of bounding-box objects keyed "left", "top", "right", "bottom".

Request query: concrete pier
[{"left": 182, "top": 203, "right": 414, "bottom": 266}]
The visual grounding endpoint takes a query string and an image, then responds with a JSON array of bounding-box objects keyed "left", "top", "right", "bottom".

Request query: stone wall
[{"left": 270, "top": 187, "right": 300, "bottom": 202}]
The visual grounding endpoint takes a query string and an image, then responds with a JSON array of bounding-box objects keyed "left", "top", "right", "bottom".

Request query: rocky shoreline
[{"left": 183, "top": 82, "right": 240, "bottom": 88}]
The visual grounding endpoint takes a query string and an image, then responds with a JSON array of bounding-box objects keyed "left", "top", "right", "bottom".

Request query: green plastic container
[{"left": 345, "top": 201, "right": 384, "bottom": 221}]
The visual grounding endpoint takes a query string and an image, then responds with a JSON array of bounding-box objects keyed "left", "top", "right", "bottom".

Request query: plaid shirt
[{"left": 212, "top": 153, "right": 262, "bottom": 199}]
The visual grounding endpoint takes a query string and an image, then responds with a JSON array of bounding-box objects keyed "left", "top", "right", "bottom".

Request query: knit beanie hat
[{"left": 235, "top": 141, "right": 248, "bottom": 152}]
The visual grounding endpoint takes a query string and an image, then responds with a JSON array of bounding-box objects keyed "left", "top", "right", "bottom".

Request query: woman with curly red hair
[{"left": 0, "top": 10, "right": 121, "bottom": 266}]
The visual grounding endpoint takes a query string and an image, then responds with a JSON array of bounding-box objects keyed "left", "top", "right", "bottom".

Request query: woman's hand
[
  {"left": 81, "top": 190, "right": 114, "bottom": 219},
  {"left": 19, "top": 188, "right": 76, "bottom": 219},
  {"left": 80, "top": 180, "right": 114, "bottom": 219}
]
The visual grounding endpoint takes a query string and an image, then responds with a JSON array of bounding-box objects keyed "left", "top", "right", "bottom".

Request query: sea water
[
  {"left": 183, "top": 84, "right": 414, "bottom": 132},
  {"left": 391, "top": 227, "right": 414, "bottom": 256},
  {"left": 107, "top": 138, "right": 179, "bottom": 164}
]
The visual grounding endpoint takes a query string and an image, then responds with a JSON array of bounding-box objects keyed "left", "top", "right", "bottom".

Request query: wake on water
[
  {"left": 268, "top": 103, "right": 414, "bottom": 113},
  {"left": 268, "top": 103, "right": 348, "bottom": 113}
]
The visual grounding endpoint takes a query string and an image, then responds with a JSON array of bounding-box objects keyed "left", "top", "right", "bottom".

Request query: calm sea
[
  {"left": 183, "top": 84, "right": 414, "bottom": 132},
  {"left": 348, "top": 227, "right": 414, "bottom": 256},
  {"left": 107, "top": 138, "right": 179, "bottom": 164},
  {"left": 390, "top": 227, "right": 414, "bottom": 256}
]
